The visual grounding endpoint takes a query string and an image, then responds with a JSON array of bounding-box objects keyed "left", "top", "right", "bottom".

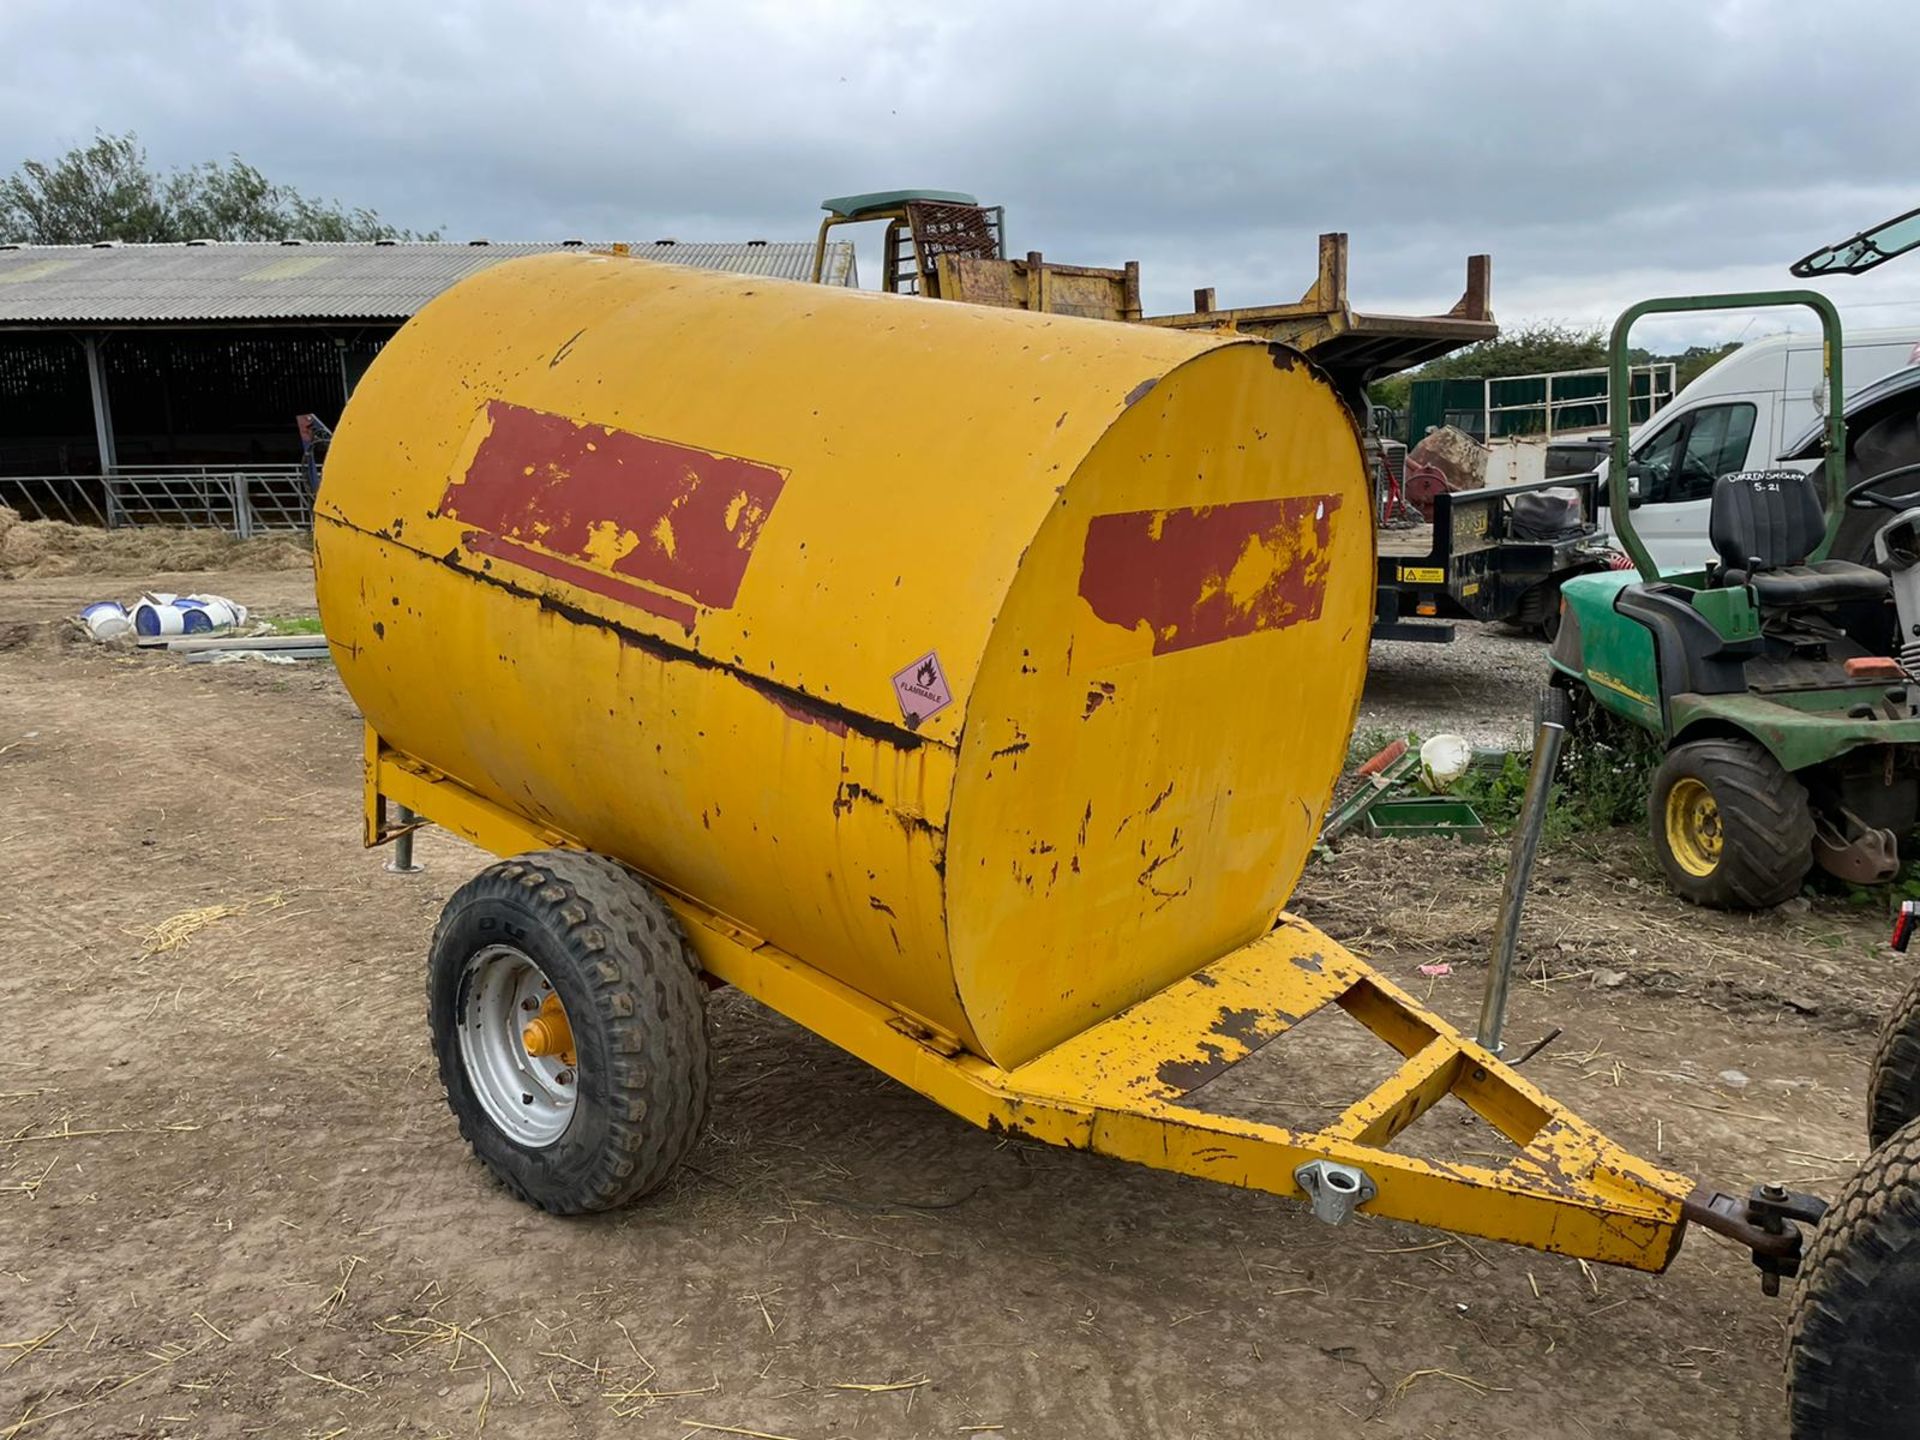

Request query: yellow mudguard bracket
[{"left": 369, "top": 737, "right": 1692, "bottom": 1273}]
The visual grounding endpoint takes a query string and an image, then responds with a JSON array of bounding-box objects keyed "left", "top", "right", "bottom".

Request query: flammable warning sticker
[{"left": 892, "top": 651, "right": 953, "bottom": 728}]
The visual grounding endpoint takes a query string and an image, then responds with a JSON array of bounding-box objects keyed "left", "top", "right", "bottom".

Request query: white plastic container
[
  {"left": 1420, "top": 733, "right": 1474, "bottom": 793},
  {"left": 131, "top": 593, "right": 248, "bottom": 638},
  {"left": 79, "top": 601, "right": 132, "bottom": 641},
  {"left": 131, "top": 594, "right": 186, "bottom": 637}
]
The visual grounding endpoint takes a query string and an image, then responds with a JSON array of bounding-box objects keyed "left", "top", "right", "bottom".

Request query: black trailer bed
[{"left": 1374, "top": 473, "right": 1618, "bottom": 643}]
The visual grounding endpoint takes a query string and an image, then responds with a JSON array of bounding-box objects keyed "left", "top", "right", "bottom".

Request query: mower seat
[{"left": 1709, "top": 470, "right": 1889, "bottom": 609}]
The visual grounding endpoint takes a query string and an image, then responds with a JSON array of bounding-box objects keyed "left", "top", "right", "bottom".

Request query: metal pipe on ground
[
  {"left": 150, "top": 635, "right": 324, "bottom": 651},
  {"left": 1477, "top": 687, "right": 1572, "bottom": 1054}
]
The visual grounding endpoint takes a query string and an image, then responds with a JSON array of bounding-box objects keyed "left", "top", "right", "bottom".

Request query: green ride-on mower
[
  {"left": 1528, "top": 234, "right": 1920, "bottom": 1438},
  {"left": 1550, "top": 292, "right": 1920, "bottom": 909}
]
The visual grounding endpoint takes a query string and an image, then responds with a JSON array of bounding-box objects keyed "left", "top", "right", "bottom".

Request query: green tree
[
  {"left": 1369, "top": 372, "right": 1412, "bottom": 414},
  {"left": 1673, "top": 341, "right": 1740, "bottom": 389},
  {"left": 1367, "top": 322, "right": 1741, "bottom": 413},
  {"left": 0, "top": 132, "right": 433, "bottom": 244},
  {"left": 1368, "top": 322, "right": 1607, "bottom": 412},
  {"left": 1410, "top": 321, "right": 1609, "bottom": 382}
]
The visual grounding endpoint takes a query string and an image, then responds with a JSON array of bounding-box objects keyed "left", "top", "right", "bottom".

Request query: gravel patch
[{"left": 1358, "top": 621, "right": 1548, "bottom": 749}]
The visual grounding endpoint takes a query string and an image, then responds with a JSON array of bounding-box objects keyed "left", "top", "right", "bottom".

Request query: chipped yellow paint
[
  {"left": 580, "top": 519, "right": 640, "bottom": 569},
  {"left": 1221, "top": 532, "right": 1278, "bottom": 611},
  {"left": 364, "top": 734, "right": 1693, "bottom": 1271},
  {"left": 650, "top": 513, "right": 677, "bottom": 559},
  {"left": 318, "top": 252, "right": 1371, "bottom": 1070},
  {"left": 332, "top": 253, "right": 1692, "bottom": 1273}
]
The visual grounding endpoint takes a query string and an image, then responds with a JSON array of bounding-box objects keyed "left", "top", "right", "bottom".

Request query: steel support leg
[
  {"left": 1478, "top": 688, "right": 1572, "bottom": 1053},
  {"left": 385, "top": 803, "right": 424, "bottom": 874}
]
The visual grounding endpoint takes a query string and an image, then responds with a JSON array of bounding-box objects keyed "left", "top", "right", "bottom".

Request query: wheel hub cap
[
  {"left": 457, "top": 945, "right": 578, "bottom": 1148},
  {"left": 521, "top": 993, "right": 576, "bottom": 1065},
  {"left": 1666, "top": 777, "right": 1723, "bottom": 877}
]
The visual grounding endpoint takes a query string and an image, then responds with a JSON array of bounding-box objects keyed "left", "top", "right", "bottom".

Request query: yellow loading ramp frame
[
  {"left": 805, "top": 191, "right": 1496, "bottom": 379},
  {"left": 368, "top": 732, "right": 1697, "bottom": 1272}
]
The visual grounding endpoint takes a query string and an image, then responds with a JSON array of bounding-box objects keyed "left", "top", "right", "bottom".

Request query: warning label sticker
[{"left": 891, "top": 651, "right": 953, "bottom": 728}]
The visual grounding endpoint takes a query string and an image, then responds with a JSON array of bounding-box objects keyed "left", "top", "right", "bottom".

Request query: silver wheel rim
[{"left": 457, "top": 945, "right": 577, "bottom": 1148}]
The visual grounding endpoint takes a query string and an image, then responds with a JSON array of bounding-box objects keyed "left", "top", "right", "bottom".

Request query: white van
[{"left": 1599, "top": 326, "right": 1920, "bottom": 572}]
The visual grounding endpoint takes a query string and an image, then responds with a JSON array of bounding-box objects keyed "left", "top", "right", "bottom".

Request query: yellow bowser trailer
[{"left": 314, "top": 250, "right": 1808, "bottom": 1285}]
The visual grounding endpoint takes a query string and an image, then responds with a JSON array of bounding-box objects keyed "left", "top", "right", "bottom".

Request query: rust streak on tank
[
  {"left": 323, "top": 514, "right": 928, "bottom": 752},
  {"left": 771, "top": 693, "right": 849, "bottom": 736}
]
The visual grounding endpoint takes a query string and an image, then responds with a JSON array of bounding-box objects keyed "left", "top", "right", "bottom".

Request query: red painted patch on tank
[
  {"left": 1078, "top": 495, "right": 1342, "bottom": 654},
  {"left": 440, "top": 400, "right": 785, "bottom": 612},
  {"left": 464, "top": 532, "right": 698, "bottom": 630}
]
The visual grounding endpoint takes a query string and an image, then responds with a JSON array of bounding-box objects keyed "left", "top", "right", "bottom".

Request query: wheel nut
[
  {"left": 555, "top": 1069, "right": 574, "bottom": 1086},
  {"left": 521, "top": 997, "right": 540, "bottom": 1011}
]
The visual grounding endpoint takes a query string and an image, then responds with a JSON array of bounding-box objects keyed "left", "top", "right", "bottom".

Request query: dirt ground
[{"left": 0, "top": 568, "right": 1905, "bottom": 1439}]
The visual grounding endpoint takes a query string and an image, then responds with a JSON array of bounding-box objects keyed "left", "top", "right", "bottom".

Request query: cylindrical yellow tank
[{"left": 316, "top": 253, "right": 1372, "bottom": 1069}]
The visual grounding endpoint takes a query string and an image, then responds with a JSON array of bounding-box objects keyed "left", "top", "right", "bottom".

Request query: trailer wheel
[
  {"left": 1648, "top": 739, "right": 1813, "bottom": 909},
  {"left": 1515, "top": 579, "right": 1562, "bottom": 641},
  {"left": 1787, "top": 1115, "right": 1920, "bottom": 1439},
  {"left": 1869, "top": 972, "right": 1920, "bottom": 1150},
  {"left": 427, "top": 850, "right": 709, "bottom": 1214}
]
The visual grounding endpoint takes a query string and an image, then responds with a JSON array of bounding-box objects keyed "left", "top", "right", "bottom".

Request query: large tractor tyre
[
  {"left": 1787, "top": 1115, "right": 1920, "bottom": 1438},
  {"left": 427, "top": 850, "right": 710, "bottom": 1214},
  {"left": 1869, "top": 972, "right": 1920, "bottom": 1150},
  {"left": 1648, "top": 739, "right": 1814, "bottom": 909}
]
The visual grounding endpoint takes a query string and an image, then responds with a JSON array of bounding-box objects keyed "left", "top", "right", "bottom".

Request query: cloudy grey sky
[{"left": 3, "top": 0, "right": 1917, "bottom": 350}]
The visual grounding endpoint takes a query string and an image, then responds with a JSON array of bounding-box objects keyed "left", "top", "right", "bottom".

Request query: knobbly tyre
[{"left": 312, "top": 247, "right": 1905, "bottom": 1437}]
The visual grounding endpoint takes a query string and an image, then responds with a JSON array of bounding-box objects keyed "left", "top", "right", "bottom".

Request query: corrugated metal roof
[{"left": 0, "top": 239, "right": 856, "bottom": 324}]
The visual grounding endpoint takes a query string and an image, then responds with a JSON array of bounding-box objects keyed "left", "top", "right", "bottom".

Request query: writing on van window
[{"left": 1635, "top": 402, "right": 1758, "bottom": 503}]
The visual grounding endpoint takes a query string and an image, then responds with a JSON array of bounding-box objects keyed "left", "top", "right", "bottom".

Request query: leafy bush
[{"left": 1397, "top": 699, "right": 1660, "bottom": 842}]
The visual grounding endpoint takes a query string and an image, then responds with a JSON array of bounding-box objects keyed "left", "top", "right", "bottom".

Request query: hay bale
[
  {"left": 233, "top": 536, "right": 315, "bottom": 571},
  {"left": 0, "top": 520, "right": 50, "bottom": 577},
  {"left": 0, "top": 518, "right": 313, "bottom": 580}
]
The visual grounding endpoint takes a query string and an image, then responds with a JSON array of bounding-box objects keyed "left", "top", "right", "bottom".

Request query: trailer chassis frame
[{"left": 365, "top": 727, "right": 1805, "bottom": 1276}]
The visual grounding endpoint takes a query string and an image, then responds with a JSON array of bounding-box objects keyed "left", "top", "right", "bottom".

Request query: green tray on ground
[{"left": 1363, "top": 796, "right": 1487, "bottom": 840}]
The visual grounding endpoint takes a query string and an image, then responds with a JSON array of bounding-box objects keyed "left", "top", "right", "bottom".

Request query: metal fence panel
[
  {"left": 0, "top": 465, "right": 316, "bottom": 535},
  {"left": 0, "top": 474, "right": 107, "bottom": 526}
]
